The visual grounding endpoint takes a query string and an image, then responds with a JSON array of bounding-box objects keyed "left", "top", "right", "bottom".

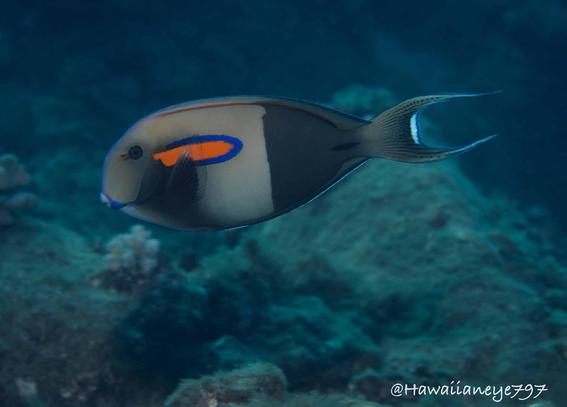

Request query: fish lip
[{"left": 100, "top": 192, "right": 129, "bottom": 210}]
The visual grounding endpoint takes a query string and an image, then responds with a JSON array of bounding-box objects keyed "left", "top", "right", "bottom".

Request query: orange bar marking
[{"left": 153, "top": 141, "right": 233, "bottom": 167}]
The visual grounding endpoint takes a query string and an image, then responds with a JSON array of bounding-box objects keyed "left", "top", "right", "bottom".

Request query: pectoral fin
[{"left": 165, "top": 150, "right": 206, "bottom": 202}]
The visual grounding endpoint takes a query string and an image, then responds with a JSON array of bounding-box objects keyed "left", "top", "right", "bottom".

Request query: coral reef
[
  {"left": 0, "top": 153, "right": 37, "bottom": 228},
  {"left": 114, "top": 243, "right": 381, "bottom": 387},
  {"left": 92, "top": 224, "right": 162, "bottom": 292}
]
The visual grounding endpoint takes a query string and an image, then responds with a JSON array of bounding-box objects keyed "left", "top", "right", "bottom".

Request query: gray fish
[{"left": 101, "top": 93, "right": 495, "bottom": 230}]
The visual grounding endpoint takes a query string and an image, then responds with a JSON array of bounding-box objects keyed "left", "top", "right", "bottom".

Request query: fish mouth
[{"left": 100, "top": 192, "right": 130, "bottom": 210}]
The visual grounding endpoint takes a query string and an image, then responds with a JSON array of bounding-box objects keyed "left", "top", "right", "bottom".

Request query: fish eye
[{"left": 128, "top": 145, "right": 144, "bottom": 160}]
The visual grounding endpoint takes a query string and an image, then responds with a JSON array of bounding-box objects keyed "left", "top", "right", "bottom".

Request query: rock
[{"left": 165, "top": 363, "right": 286, "bottom": 407}]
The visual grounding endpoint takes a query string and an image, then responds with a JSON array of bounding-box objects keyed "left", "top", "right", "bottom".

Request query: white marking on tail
[{"left": 410, "top": 113, "right": 419, "bottom": 143}]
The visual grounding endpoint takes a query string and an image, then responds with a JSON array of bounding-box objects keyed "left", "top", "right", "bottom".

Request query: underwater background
[{"left": 0, "top": 1, "right": 566, "bottom": 406}]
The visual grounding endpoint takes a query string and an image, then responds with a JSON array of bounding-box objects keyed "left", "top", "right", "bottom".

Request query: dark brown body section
[{"left": 262, "top": 104, "right": 364, "bottom": 213}]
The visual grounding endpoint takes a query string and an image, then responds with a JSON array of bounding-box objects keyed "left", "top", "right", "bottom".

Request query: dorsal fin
[{"left": 151, "top": 95, "right": 371, "bottom": 130}]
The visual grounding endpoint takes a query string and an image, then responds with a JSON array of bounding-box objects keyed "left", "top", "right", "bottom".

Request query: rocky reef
[
  {"left": 164, "top": 363, "right": 382, "bottom": 407},
  {"left": 164, "top": 363, "right": 287, "bottom": 407}
]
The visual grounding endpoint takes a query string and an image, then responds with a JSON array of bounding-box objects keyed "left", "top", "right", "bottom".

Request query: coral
[
  {"left": 16, "top": 378, "right": 43, "bottom": 407},
  {"left": 104, "top": 225, "right": 160, "bottom": 274},
  {"left": 164, "top": 363, "right": 286, "bottom": 407},
  {"left": 94, "top": 224, "right": 162, "bottom": 292},
  {"left": 0, "top": 153, "right": 37, "bottom": 228},
  {"left": 0, "top": 153, "right": 30, "bottom": 190}
]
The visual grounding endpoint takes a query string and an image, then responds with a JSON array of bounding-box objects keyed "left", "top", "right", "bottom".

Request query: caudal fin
[{"left": 360, "top": 92, "right": 497, "bottom": 163}]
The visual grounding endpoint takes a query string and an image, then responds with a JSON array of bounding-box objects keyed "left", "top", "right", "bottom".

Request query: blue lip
[
  {"left": 100, "top": 192, "right": 128, "bottom": 210},
  {"left": 109, "top": 200, "right": 127, "bottom": 210}
]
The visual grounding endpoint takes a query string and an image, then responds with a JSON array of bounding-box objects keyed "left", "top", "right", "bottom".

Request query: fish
[{"left": 101, "top": 93, "right": 496, "bottom": 231}]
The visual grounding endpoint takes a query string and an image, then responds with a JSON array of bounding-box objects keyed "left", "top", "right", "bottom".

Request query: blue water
[{"left": 0, "top": 2, "right": 565, "bottom": 406}]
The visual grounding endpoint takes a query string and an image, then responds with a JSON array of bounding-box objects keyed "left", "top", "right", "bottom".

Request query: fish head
[{"left": 101, "top": 120, "right": 168, "bottom": 210}]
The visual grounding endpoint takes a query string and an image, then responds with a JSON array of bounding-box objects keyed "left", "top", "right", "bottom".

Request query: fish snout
[{"left": 100, "top": 192, "right": 127, "bottom": 210}]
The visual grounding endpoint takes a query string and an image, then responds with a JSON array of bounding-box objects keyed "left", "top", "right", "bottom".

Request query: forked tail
[{"left": 358, "top": 92, "right": 497, "bottom": 163}]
